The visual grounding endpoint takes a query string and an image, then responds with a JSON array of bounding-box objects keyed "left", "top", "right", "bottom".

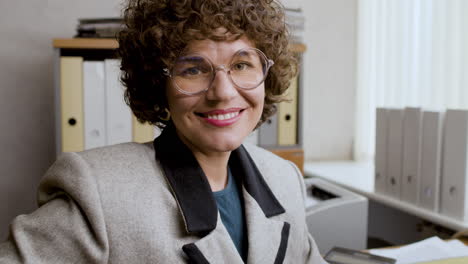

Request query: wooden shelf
[
  {"left": 269, "top": 147, "right": 304, "bottom": 174},
  {"left": 291, "top": 43, "right": 307, "bottom": 53},
  {"left": 53, "top": 38, "right": 119, "bottom": 49},
  {"left": 53, "top": 38, "right": 306, "bottom": 53}
]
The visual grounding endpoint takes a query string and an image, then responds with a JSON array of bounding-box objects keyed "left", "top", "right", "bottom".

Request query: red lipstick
[{"left": 198, "top": 108, "right": 244, "bottom": 127}]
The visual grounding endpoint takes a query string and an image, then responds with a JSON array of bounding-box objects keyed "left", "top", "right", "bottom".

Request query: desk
[{"left": 304, "top": 161, "right": 468, "bottom": 232}]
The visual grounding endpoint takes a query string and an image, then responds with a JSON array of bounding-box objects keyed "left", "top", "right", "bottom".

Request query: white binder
[
  {"left": 401, "top": 107, "right": 423, "bottom": 204},
  {"left": 258, "top": 115, "right": 278, "bottom": 147},
  {"left": 387, "top": 109, "right": 404, "bottom": 199},
  {"left": 83, "top": 61, "right": 106, "bottom": 150},
  {"left": 441, "top": 109, "right": 468, "bottom": 221},
  {"left": 105, "top": 59, "right": 132, "bottom": 145},
  {"left": 419, "top": 111, "right": 444, "bottom": 211},
  {"left": 375, "top": 108, "right": 388, "bottom": 194}
]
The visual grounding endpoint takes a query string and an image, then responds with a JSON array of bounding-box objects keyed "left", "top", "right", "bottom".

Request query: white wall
[
  {"left": 0, "top": 0, "right": 122, "bottom": 239},
  {"left": 281, "top": 0, "right": 357, "bottom": 161},
  {"left": 300, "top": 0, "right": 358, "bottom": 161}
]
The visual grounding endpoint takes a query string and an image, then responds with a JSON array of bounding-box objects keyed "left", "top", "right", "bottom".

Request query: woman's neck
[
  {"left": 193, "top": 151, "right": 231, "bottom": 192},
  {"left": 174, "top": 129, "right": 232, "bottom": 191}
]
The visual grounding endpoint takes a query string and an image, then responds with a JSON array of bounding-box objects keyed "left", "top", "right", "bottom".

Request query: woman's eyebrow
[
  {"left": 177, "top": 55, "right": 205, "bottom": 63},
  {"left": 236, "top": 50, "right": 250, "bottom": 57}
]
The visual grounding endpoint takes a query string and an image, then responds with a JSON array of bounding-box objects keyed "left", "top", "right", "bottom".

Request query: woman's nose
[{"left": 205, "top": 70, "right": 238, "bottom": 101}]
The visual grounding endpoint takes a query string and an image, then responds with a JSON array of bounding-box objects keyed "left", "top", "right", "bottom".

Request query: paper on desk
[
  {"left": 368, "top": 236, "right": 468, "bottom": 264},
  {"left": 415, "top": 256, "right": 468, "bottom": 264}
]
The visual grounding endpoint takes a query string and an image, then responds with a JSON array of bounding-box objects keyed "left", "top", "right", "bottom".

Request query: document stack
[
  {"left": 284, "top": 8, "right": 305, "bottom": 43},
  {"left": 76, "top": 18, "right": 124, "bottom": 38},
  {"left": 374, "top": 108, "right": 468, "bottom": 222}
]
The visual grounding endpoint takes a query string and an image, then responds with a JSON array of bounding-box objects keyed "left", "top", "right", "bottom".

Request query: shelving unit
[
  {"left": 304, "top": 161, "right": 468, "bottom": 231},
  {"left": 53, "top": 38, "right": 307, "bottom": 171}
]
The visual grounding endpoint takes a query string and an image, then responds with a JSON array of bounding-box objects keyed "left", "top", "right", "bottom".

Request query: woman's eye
[
  {"left": 232, "top": 62, "right": 250, "bottom": 71},
  {"left": 182, "top": 67, "right": 202, "bottom": 76}
]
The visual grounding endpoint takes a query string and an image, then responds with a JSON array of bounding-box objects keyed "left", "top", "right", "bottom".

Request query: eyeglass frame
[{"left": 162, "top": 47, "right": 275, "bottom": 96}]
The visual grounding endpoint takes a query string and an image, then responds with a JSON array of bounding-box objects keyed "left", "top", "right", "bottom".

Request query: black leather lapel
[
  {"left": 229, "top": 145, "right": 285, "bottom": 217},
  {"left": 154, "top": 123, "right": 217, "bottom": 235},
  {"left": 182, "top": 244, "right": 211, "bottom": 264}
]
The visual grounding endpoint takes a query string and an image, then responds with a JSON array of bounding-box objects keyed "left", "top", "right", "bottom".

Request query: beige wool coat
[{"left": 0, "top": 125, "right": 326, "bottom": 264}]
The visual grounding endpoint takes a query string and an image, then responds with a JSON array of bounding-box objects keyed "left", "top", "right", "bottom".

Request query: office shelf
[
  {"left": 53, "top": 38, "right": 307, "bottom": 53},
  {"left": 304, "top": 161, "right": 468, "bottom": 231}
]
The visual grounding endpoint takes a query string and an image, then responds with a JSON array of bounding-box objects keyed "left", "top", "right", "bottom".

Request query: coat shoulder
[{"left": 77, "top": 142, "right": 154, "bottom": 162}]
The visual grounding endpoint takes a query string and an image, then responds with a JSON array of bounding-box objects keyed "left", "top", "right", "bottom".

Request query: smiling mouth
[{"left": 196, "top": 109, "right": 245, "bottom": 119}]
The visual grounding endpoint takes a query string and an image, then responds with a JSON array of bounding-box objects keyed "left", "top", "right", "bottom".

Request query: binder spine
[
  {"left": 419, "top": 111, "right": 444, "bottom": 212},
  {"left": 375, "top": 108, "right": 388, "bottom": 194},
  {"left": 278, "top": 76, "right": 298, "bottom": 146},
  {"left": 441, "top": 109, "right": 468, "bottom": 221},
  {"left": 83, "top": 61, "right": 106, "bottom": 150},
  {"left": 104, "top": 59, "right": 132, "bottom": 145},
  {"left": 401, "top": 107, "right": 423, "bottom": 204},
  {"left": 387, "top": 109, "right": 404, "bottom": 199},
  {"left": 60, "top": 57, "right": 84, "bottom": 152}
]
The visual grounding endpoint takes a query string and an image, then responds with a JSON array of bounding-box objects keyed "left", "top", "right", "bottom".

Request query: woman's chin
[
  {"left": 201, "top": 134, "right": 248, "bottom": 153},
  {"left": 208, "top": 140, "right": 243, "bottom": 153}
]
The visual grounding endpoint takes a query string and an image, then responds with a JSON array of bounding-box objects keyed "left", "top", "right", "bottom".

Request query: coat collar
[{"left": 153, "top": 122, "right": 285, "bottom": 236}]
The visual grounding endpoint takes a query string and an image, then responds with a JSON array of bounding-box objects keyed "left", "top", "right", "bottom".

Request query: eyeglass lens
[{"left": 171, "top": 49, "right": 269, "bottom": 94}]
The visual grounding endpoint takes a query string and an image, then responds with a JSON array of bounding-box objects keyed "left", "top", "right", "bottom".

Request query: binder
[
  {"left": 132, "top": 115, "right": 154, "bottom": 143},
  {"left": 375, "top": 108, "right": 388, "bottom": 194},
  {"left": 278, "top": 76, "right": 298, "bottom": 145},
  {"left": 60, "top": 57, "right": 84, "bottom": 152},
  {"left": 401, "top": 107, "right": 423, "bottom": 204},
  {"left": 386, "top": 109, "right": 404, "bottom": 199},
  {"left": 441, "top": 109, "right": 468, "bottom": 221},
  {"left": 258, "top": 114, "right": 278, "bottom": 147},
  {"left": 83, "top": 61, "right": 106, "bottom": 150},
  {"left": 105, "top": 59, "right": 132, "bottom": 145},
  {"left": 419, "top": 111, "right": 444, "bottom": 211}
]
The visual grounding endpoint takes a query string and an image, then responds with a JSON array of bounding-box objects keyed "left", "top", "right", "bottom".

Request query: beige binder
[
  {"left": 132, "top": 115, "right": 154, "bottom": 143},
  {"left": 278, "top": 76, "right": 298, "bottom": 145},
  {"left": 60, "top": 57, "right": 84, "bottom": 152}
]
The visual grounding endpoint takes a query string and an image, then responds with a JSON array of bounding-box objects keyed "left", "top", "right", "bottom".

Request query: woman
[{"left": 0, "top": 0, "right": 326, "bottom": 263}]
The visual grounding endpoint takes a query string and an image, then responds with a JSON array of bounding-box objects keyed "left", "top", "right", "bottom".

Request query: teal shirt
[{"left": 213, "top": 169, "right": 248, "bottom": 262}]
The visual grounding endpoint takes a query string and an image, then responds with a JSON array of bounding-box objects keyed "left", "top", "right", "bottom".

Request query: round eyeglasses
[{"left": 163, "top": 48, "right": 274, "bottom": 95}]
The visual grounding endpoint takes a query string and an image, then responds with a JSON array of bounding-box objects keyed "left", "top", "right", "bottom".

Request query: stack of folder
[
  {"left": 374, "top": 107, "right": 468, "bottom": 222},
  {"left": 60, "top": 57, "right": 156, "bottom": 153},
  {"left": 285, "top": 8, "right": 305, "bottom": 43},
  {"left": 75, "top": 18, "right": 124, "bottom": 38}
]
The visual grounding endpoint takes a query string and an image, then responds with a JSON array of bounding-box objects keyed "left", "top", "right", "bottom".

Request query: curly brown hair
[{"left": 118, "top": 0, "right": 297, "bottom": 129}]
